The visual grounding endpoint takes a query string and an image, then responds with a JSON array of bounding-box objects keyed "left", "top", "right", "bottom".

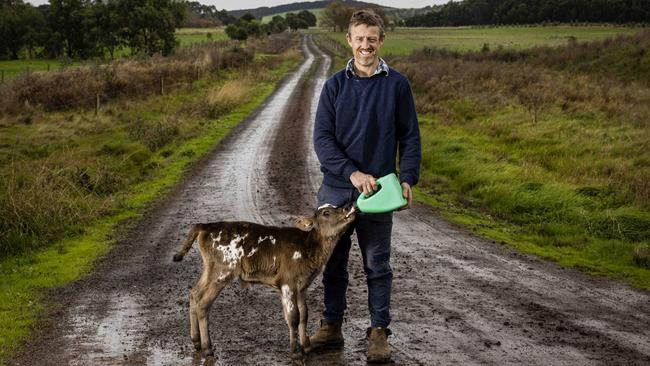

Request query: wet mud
[{"left": 9, "top": 35, "right": 650, "bottom": 366}]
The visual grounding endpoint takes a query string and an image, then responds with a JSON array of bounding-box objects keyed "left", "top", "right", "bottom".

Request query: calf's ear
[{"left": 294, "top": 217, "right": 314, "bottom": 232}]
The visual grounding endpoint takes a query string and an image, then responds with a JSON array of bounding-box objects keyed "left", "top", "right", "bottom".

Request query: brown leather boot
[
  {"left": 367, "top": 327, "right": 392, "bottom": 363},
  {"left": 307, "top": 319, "right": 344, "bottom": 352}
]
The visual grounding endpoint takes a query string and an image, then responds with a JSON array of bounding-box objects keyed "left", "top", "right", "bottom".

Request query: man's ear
[{"left": 294, "top": 217, "right": 314, "bottom": 232}]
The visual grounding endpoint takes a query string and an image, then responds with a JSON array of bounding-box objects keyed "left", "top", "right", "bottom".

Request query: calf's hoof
[
  {"left": 192, "top": 340, "right": 201, "bottom": 351},
  {"left": 201, "top": 348, "right": 214, "bottom": 358},
  {"left": 290, "top": 344, "right": 305, "bottom": 360}
]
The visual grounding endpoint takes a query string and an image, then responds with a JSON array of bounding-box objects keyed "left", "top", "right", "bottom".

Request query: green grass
[
  {"left": 414, "top": 109, "right": 650, "bottom": 290},
  {"left": 0, "top": 52, "right": 301, "bottom": 364},
  {"left": 0, "top": 59, "right": 84, "bottom": 81},
  {"left": 176, "top": 28, "right": 228, "bottom": 46},
  {"left": 316, "top": 25, "right": 645, "bottom": 55}
]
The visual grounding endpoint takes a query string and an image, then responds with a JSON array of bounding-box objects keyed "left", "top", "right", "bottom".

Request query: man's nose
[{"left": 361, "top": 38, "right": 369, "bottom": 49}]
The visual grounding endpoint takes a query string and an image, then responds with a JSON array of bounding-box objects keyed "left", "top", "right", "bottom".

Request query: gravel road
[{"left": 10, "top": 35, "right": 650, "bottom": 366}]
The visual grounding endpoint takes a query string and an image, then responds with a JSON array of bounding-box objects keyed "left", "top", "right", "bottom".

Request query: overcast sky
[{"left": 26, "top": 1, "right": 450, "bottom": 11}]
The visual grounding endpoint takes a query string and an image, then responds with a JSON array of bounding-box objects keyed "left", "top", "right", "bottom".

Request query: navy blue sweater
[{"left": 313, "top": 67, "right": 422, "bottom": 189}]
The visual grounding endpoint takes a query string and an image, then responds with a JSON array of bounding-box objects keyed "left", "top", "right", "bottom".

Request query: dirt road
[{"left": 10, "top": 35, "right": 650, "bottom": 366}]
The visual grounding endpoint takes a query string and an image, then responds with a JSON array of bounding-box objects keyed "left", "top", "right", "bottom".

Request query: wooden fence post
[
  {"left": 95, "top": 93, "right": 100, "bottom": 116},
  {"left": 160, "top": 76, "right": 165, "bottom": 95}
]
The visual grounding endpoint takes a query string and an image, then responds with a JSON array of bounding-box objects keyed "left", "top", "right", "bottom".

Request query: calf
[{"left": 172, "top": 205, "right": 356, "bottom": 358}]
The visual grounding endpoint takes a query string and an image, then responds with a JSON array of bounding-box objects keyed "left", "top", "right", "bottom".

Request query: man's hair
[{"left": 348, "top": 9, "right": 385, "bottom": 39}]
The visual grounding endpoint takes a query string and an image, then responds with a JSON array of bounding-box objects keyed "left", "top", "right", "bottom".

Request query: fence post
[
  {"left": 160, "top": 76, "right": 164, "bottom": 95},
  {"left": 95, "top": 93, "right": 100, "bottom": 116}
]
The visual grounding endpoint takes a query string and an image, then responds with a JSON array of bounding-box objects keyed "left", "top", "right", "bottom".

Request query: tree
[
  {"left": 240, "top": 12, "right": 255, "bottom": 22},
  {"left": 47, "top": 0, "right": 89, "bottom": 58},
  {"left": 321, "top": 1, "right": 353, "bottom": 32},
  {"left": 286, "top": 12, "right": 308, "bottom": 31},
  {"left": 85, "top": 1, "right": 122, "bottom": 59},
  {"left": 225, "top": 15, "right": 264, "bottom": 40},
  {"left": 269, "top": 15, "right": 288, "bottom": 33},
  {"left": 297, "top": 10, "right": 316, "bottom": 27},
  {"left": 0, "top": 0, "right": 46, "bottom": 59},
  {"left": 225, "top": 23, "right": 248, "bottom": 40},
  {"left": 116, "top": 0, "right": 186, "bottom": 56}
]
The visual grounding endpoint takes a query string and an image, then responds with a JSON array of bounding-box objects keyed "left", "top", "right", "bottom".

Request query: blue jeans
[{"left": 317, "top": 184, "right": 393, "bottom": 328}]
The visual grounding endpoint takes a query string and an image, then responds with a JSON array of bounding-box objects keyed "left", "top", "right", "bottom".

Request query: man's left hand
[{"left": 398, "top": 182, "right": 412, "bottom": 211}]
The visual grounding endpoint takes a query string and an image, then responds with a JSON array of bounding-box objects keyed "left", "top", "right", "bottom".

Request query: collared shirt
[{"left": 345, "top": 57, "right": 390, "bottom": 79}]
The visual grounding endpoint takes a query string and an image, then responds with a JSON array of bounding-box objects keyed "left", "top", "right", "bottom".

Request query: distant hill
[{"left": 229, "top": 0, "right": 393, "bottom": 19}]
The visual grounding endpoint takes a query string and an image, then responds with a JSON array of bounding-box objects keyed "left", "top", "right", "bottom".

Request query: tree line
[
  {"left": 0, "top": 0, "right": 185, "bottom": 60},
  {"left": 320, "top": 0, "right": 390, "bottom": 32},
  {"left": 224, "top": 10, "right": 317, "bottom": 41},
  {"left": 184, "top": 1, "right": 236, "bottom": 27},
  {"left": 404, "top": 0, "right": 650, "bottom": 27}
]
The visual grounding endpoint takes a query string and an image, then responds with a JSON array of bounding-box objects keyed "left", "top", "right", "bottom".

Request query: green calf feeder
[{"left": 356, "top": 173, "right": 407, "bottom": 213}]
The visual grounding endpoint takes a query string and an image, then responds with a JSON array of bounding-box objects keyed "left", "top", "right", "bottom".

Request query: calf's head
[{"left": 295, "top": 205, "right": 356, "bottom": 239}]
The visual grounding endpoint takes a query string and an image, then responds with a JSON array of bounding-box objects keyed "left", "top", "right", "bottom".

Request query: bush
[{"left": 0, "top": 42, "right": 255, "bottom": 114}]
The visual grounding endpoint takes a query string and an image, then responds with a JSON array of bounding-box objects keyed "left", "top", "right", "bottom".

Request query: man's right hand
[{"left": 350, "top": 171, "right": 377, "bottom": 197}]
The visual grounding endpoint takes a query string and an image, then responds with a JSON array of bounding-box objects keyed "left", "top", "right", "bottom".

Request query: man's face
[{"left": 347, "top": 23, "right": 384, "bottom": 68}]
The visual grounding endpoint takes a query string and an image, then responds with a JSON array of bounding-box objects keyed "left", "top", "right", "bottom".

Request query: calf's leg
[
  {"left": 194, "top": 280, "right": 228, "bottom": 357},
  {"left": 281, "top": 284, "right": 300, "bottom": 356},
  {"left": 297, "top": 289, "right": 310, "bottom": 352}
]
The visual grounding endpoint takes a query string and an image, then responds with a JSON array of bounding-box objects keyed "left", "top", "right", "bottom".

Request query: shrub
[{"left": 0, "top": 41, "right": 256, "bottom": 114}]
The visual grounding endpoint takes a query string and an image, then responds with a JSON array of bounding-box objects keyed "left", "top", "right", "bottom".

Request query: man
[{"left": 310, "top": 9, "right": 421, "bottom": 364}]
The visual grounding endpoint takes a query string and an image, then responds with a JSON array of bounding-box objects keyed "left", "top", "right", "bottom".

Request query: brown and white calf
[{"left": 172, "top": 205, "right": 355, "bottom": 358}]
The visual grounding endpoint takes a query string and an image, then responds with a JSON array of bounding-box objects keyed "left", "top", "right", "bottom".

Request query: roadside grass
[
  {"left": 0, "top": 46, "right": 302, "bottom": 363},
  {"left": 413, "top": 107, "right": 650, "bottom": 290},
  {"left": 315, "top": 25, "right": 645, "bottom": 55}
]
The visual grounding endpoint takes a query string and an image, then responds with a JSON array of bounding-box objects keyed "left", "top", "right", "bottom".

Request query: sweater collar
[{"left": 345, "top": 57, "right": 389, "bottom": 79}]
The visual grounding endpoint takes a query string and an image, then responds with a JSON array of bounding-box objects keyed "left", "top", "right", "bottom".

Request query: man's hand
[
  {"left": 350, "top": 171, "right": 377, "bottom": 197},
  {"left": 398, "top": 182, "right": 412, "bottom": 211}
]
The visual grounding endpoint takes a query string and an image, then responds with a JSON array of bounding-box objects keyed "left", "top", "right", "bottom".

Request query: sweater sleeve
[
  {"left": 396, "top": 77, "right": 422, "bottom": 187},
  {"left": 313, "top": 80, "right": 359, "bottom": 181}
]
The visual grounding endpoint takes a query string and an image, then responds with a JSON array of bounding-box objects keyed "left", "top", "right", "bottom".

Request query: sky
[{"left": 26, "top": 1, "right": 451, "bottom": 11}]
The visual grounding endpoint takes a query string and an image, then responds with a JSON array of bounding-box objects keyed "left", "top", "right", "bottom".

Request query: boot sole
[
  {"left": 308, "top": 339, "right": 344, "bottom": 353},
  {"left": 367, "top": 356, "right": 391, "bottom": 364}
]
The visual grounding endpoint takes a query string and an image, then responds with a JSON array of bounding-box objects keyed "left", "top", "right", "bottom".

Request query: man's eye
[{"left": 323, "top": 211, "right": 330, "bottom": 217}]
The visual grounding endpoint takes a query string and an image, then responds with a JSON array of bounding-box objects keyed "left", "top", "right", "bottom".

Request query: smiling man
[{"left": 311, "top": 9, "right": 421, "bottom": 364}]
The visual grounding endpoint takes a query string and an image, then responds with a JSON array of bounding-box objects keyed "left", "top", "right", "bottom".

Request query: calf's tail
[{"left": 173, "top": 224, "right": 201, "bottom": 262}]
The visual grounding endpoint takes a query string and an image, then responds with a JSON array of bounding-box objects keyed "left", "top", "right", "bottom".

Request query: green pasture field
[
  {"left": 261, "top": 8, "right": 324, "bottom": 23},
  {"left": 0, "top": 59, "right": 83, "bottom": 81},
  {"left": 414, "top": 108, "right": 650, "bottom": 291},
  {"left": 316, "top": 25, "right": 645, "bottom": 55},
  {"left": 176, "top": 28, "right": 229, "bottom": 46}
]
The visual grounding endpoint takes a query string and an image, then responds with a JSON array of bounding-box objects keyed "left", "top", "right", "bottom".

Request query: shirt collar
[{"left": 345, "top": 57, "right": 389, "bottom": 79}]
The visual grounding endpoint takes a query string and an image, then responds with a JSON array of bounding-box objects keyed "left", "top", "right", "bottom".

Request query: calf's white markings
[
  {"left": 215, "top": 234, "right": 247, "bottom": 267},
  {"left": 281, "top": 285, "right": 294, "bottom": 312}
]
